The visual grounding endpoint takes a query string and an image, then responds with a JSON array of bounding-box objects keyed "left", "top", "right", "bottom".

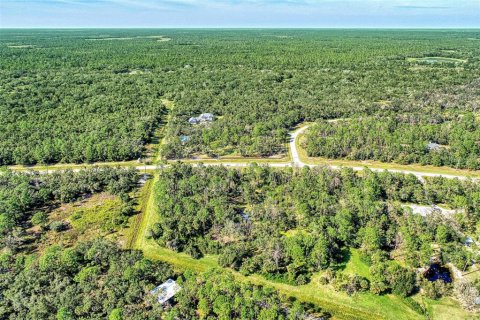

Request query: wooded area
[
  {"left": 304, "top": 112, "right": 480, "bottom": 169},
  {"left": 0, "top": 167, "right": 139, "bottom": 251},
  {"left": 0, "top": 168, "right": 321, "bottom": 319},
  {"left": 2, "top": 28, "right": 480, "bottom": 318},
  {"left": 152, "top": 164, "right": 480, "bottom": 300},
  {"left": 1, "top": 29, "right": 479, "bottom": 163}
]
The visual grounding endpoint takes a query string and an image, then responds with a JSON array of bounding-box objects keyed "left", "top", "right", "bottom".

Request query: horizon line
[{"left": 2, "top": 26, "right": 480, "bottom": 29}]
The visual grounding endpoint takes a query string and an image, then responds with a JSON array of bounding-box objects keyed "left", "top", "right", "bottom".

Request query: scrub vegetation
[{"left": 0, "top": 168, "right": 320, "bottom": 320}]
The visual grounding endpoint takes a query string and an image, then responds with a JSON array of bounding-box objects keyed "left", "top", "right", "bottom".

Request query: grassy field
[
  {"left": 341, "top": 248, "right": 372, "bottom": 280},
  {"left": 171, "top": 156, "right": 290, "bottom": 164},
  {"left": 170, "top": 144, "right": 291, "bottom": 164},
  {"left": 33, "top": 193, "right": 126, "bottom": 252},
  {"left": 126, "top": 173, "right": 476, "bottom": 320},
  {"left": 68, "top": 195, "right": 124, "bottom": 233},
  {"left": 156, "top": 99, "right": 175, "bottom": 162}
]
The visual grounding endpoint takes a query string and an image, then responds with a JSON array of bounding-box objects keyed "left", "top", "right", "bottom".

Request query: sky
[{"left": 0, "top": 0, "right": 479, "bottom": 28}]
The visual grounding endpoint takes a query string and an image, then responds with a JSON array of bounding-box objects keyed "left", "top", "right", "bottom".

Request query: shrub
[
  {"left": 420, "top": 278, "right": 452, "bottom": 299},
  {"left": 185, "top": 243, "right": 203, "bottom": 259},
  {"left": 31, "top": 212, "right": 48, "bottom": 227},
  {"left": 49, "top": 220, "right": 68, "bottom": 232},
  {"left": 333, "top": 272, "right": 370, "bottom": 295},
  {"left": 386, "top": 264, "right": 416, "bottom": 297}
]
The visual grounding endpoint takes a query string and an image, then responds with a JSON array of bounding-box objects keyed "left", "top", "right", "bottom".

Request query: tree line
[
  {"left": 304, "top": 113, "right": 480, "bottom": 169},
  {"left": 2, "top": 238, "right": 323, "bottom": 319}
]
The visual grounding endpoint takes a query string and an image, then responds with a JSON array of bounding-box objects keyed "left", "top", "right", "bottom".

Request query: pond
[{"left": 424, "top": 264, "right": 452, "bottom": 283}]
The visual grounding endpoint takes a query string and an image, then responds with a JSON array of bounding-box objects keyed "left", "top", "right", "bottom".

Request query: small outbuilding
[
  {"left": 180, "top": 135, "right": 190, "bottom": 144},
  {"left": 465, "top": 236, "right": 474, "bottom": 247},
  {"left": 198, "top": 113, "right": 214, "bottom": 122},
  {"left": 427, "top": 142, "right": 442, "bottom": 151},
  {"left": 150, "top": 279, "right": 181, "bottom": 304},
  {"left": 188, "top": 117, "right": 200, "bottom": 125},
  {"left": 240, "top": 212, "right": 250, "bottom": 221},
  {"left": 475, "top": 297, "right": 480, "bottom": 305}
]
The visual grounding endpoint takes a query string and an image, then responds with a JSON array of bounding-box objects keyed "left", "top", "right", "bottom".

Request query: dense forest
[
  {"left": 0, "top": 239, "right": 174, "bottom": 319},
  {"left": 2, "top": 28, "right": 480, "bottom": 318},
  {"left": 152, "top": 163, "right": 480, "bottom": 302},
  {"left": 1, "top": 238, "right": 323, "bottom": 320},
  {"left": 1, "top": 29, "right": 480, "bottom": 163},
  {"left": 304, "top": 112, "right": 480, "bottom": 169}
]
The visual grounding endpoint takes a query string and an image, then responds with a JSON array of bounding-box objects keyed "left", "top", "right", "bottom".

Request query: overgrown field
[{"left": 1, "top": 29, "right": 480, "bottom": 164}]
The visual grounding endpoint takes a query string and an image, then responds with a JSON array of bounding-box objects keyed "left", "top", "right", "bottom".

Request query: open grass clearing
[
  {"left": 412, "top": 295, "right": 476, "bottom": 320},
  {"left": 123, "top": 69, "right": 152, "bottom": 75},
  {"left": 177, "top": 155, "right": 290, "bottom": 164},
  {"left": 155, "top": 99, "right": 175, "bottom": 162},
  {"left": 85, "top": 35, "right": 171, "bottom": 41},
  {"left": 340, "top": 248, "right": 372, "bottom": 280},
  {"left": 7, "top": 44, "right": 36, "bottom": 48},
  {"left": 85, "top": 37, "right": 134, "bottom": 41},
  {"left": 31, "top": 193, "right": 125, "bottom": 253},
  {"left": 67, "top": 193, "right": 123, "bottom": 233}
]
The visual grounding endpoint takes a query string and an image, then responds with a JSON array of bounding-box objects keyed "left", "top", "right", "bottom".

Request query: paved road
[
  {"left": 289, "top": 125, "right": 309, "bottom": 166},
  {"left": 8, "top": 123, "right": 478, "bottom": 181}
]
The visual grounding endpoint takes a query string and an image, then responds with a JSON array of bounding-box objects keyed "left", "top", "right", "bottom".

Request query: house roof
[
  {"left": 427, "top": 142, "right": 442, "bottom": 151},
  {"left": 150, "top": 279, "right": 181, "bottom": 304},
  {"left": 188, "top": 113, "right": 214, "bottom": 124}
]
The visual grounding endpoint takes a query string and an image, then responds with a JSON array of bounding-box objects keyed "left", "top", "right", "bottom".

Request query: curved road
[
  {"left": 147, "top": 124, "right": 476, "bottom": 181},
  {"left": 289, "top": 125, "right": 309, "bottom": 167}
]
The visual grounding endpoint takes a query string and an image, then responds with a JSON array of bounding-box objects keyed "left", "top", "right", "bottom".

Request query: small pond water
[{"left": 424, "top": 264, "right": 452, "bottom": 283}]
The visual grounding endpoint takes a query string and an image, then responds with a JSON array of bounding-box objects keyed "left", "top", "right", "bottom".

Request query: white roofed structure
[{"left": 150, "top": 279, "right": 181, "bottom": 304}]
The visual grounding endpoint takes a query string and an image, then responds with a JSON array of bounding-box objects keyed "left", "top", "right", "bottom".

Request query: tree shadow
[{"left": 330, "top": 247, "right": 351, "bottom": 272}]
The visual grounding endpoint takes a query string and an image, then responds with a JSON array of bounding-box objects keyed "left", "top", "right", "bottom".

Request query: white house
[
  {"left": 198, "top": 113, "right": 214, "bottom": 122},
  {"left": 188, "top": 113, "right": 214, "bottom": 124},
  {"left": 150, "top": 279, "right": 181, "bottom": 304}
]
